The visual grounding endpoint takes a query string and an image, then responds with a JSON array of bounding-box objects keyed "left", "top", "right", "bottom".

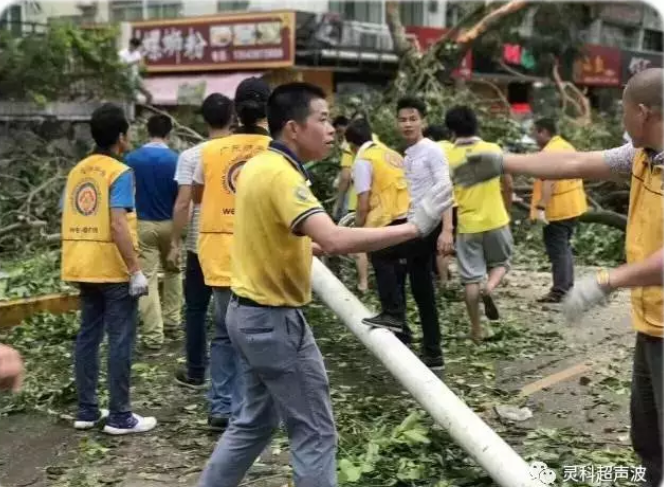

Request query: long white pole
[{"left": 311, "top": 258, "right": 545, "bottom": 487}]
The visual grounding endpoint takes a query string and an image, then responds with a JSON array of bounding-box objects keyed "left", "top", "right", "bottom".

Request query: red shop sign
[
  {"left": 131, "top": 11, "right": 296, "bottom": 73},
  {"left": 573, "top": 44, "right": 622, "bottom": 86}
]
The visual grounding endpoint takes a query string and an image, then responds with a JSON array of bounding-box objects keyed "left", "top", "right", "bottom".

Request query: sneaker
[
  {"left": 481, "top": 292, "right": 500, "bottom": 321},
  {"left": 536, "top": 292, "right": 563, "bottom": 303},
  {"left": 103, "top": 413, "right": 157, "bottom": 436},
  {"left": 422, "top": 355, "right": 444, "bottom": 371},
  {"left": 74, "top": 408, "right": 109, "bottom": 430},
  {"left": 362, "top": 313, "right": 404, "bottom": 332},
  {"left": 208, "top": 415, "right": 229, "bottom": 432},
  {"left": 174, "top": 369, "right": 207, "bottom": 390}
]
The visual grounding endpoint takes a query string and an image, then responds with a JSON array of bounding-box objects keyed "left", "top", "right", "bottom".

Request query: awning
[{"left": 143, "top": 72, "right": 263, "bottom": 106}]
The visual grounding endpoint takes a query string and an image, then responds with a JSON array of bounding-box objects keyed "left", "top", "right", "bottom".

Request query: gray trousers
[
  {"left": 631, "top": 332, "right": 663, "bottom": 487},
  {"left": 198, "top": 298, "right": 337, "bottom": 487},
  {"left": 542, "top": 218, "right": 577, "bottom": 296}
]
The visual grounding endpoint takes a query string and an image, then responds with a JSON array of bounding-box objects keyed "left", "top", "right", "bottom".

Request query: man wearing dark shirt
[{"left": 125, "top": 115, "right": 181, "bottom": 350}]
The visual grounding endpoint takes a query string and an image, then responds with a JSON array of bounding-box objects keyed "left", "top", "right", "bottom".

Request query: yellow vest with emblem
[
  {"left": 61, "top": 154, "right": 137, "bottom": 283},
  {"left": 530, "top": 136, "right": 588, "bottom": 221},
  {"left": 626, "top": 149, "right": 663, "bottom": 337},
  {"left": 446, "top": 139, "right": 510, "bottom": 234},
  {"left": 359, "top": 143, "right": 410, "bottom": 228},
  {"left": 343, "top": 134, "right": 382, "bottom": 212},
  {"left": 198, "top": 133, "right": 271, "bottom": 287}
]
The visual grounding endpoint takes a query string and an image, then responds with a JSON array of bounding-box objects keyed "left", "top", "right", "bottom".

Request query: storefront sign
[
  {"left": 404, "top": 26, "right": 473, "bottom": 80},
  {"left": 622, "top": 49, "right": 663, "bottom": 81},
  {"left": 573, "top": 44, "right": 621, "bottom": 86},
  {"left": 131, "top": 11, "right": 295, "bottom": 72},
  {"left": 599, "top": 3, "right": 643, "bottom": 26}
]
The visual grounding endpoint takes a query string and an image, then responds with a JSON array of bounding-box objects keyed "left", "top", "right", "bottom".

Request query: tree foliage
[{"left": 0, "top": 23, "right": 134, "bottom": 103}]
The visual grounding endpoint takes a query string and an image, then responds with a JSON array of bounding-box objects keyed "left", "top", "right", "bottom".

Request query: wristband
[{"left": 536, "top": 205, "right": 546, "bottom": 211}]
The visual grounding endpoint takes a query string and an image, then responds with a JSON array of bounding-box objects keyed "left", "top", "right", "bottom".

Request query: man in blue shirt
[{"left": 125, "top": 114, "right": 181, "bottom": 350}]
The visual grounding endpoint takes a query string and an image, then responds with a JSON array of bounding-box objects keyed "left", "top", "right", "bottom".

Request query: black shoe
[
  {"left": 481, "top": 293, "right": 500, "bottom": 321},
  {"left": 395, "top": 331, "right": 413, "bottom": 345},
  {"left": 536, "top": 292, "right": 563, "bottom": 303},
  {"left": 422, "top": 355, "right": 444, "bottom": 371},
  {"left": 174, "top": 369, "right": 206, "bottom": 390},
  {"left": 208, "top": 415, "right": 229, "bottom": 432},
  {"left": 362, "top": 312, "right": 405, "bottom": 332}
]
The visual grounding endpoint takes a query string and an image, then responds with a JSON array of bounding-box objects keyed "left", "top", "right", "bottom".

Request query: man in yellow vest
[
  {"left": 452, "top": 68, "right": 663, "bottom": 487},
  {"left": 445, "top": 106, "right": 514, "bottom": 343},
  {"left": 192, "top": 77, "right": 272, "bottom": 431},
  {"left": 198, "top": 82, "right": 453, "bottom": 487},
  {"left": 530, "top": 118, "right": 588, "bottom": 303},
  {"left": 61, "top": 104, "right": 156, "bottom": 435}
]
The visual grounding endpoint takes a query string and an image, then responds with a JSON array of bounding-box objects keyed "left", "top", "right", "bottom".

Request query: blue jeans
[
  {"left": 198, "top": 299, "right": 337, "bottom": 487},
  {"left": 208, "top": 287, "right": 242, "bottom": 417},
  {"left": 184, "top": 251, "right": 212, "bottom": 380},
  {"left": 75, "top": 283, "right": 137, "bottom": 424}
]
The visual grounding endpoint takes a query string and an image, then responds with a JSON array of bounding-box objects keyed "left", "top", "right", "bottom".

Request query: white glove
[
  {"left": 536, "top": 209, "right": 549, "bottom": 225},
  {"left": 562, "top": 273, "right": 613, "bottom": 323},
  {"left": 129, "top": 271, "right": 149, "bottom": 298},
  {"left": 409, "top": 182, "right": 454, "bottom": 237},
  {"left": 452, "top": 152, "right": 504, "bottom": 187}
]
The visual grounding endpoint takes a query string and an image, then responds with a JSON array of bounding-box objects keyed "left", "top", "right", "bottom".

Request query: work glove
[
  {"left": 536, "top": 209, "right": 549, "bottom": 226},
  {"left": 562, "top": 272, "right": 613, "bottom": 323},
  {"left": 129, "top": 270, "right": 149, "bottom": 298},
  {"left": 452, "top": 152, "right": 504, "bottom": 187},
  {"left": 409, "top": 182, "right": 454, "bottom": 237}
]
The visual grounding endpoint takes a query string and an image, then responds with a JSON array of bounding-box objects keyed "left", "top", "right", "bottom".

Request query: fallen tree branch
[
  {"left": 138, "top": 104, "right": 206, "bottom": 141},
  {"left": 578, "top": 210, "right": 627, "bottom": 231},
  {"left": 468, "top": 79, "right": 511, "bottom": 111},
  {"left": 0, "top": 220, "right": 47, "bottom": 238}
]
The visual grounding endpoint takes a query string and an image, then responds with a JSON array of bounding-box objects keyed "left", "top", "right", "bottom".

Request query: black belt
[{"left": 231, "top": 293, "right": 271, "bottom": 308}]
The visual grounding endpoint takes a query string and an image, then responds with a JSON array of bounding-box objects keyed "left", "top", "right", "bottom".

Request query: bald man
[{"left": 452, "top": 68, "right": 663, "bottom": 487}]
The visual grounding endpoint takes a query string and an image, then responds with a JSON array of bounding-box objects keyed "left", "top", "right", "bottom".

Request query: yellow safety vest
[
  {"left": 359, "top": 143, "right": 410, "bottom": 228},
  {"left": 626, "top": 149, "right": 663, "bottom": 337},
  {"left": 530, "top": 136, "right": 588, "bottom": 221},
  {"left": 61, "top": 154, "right": 137, "bottom": 283},
  {"left": 343, "top": 134, "right": 382, "bottom": 212},
  {"left": 198, "top": 133, "right": 271, "bottom": 287},
  {"left": 446, "top": 139, "right": 510, "bottom": 234}
]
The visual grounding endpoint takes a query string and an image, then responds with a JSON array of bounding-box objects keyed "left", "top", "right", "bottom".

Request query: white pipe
[{"left": 311, "top": 258, "right": 546, "bottom": 487}]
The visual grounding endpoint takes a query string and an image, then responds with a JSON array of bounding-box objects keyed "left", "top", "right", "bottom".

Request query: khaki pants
[{"left": 138, "top": 220, "right": 182, "bottom": 347}]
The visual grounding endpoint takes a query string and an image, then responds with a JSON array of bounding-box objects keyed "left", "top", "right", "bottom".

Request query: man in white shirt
[
  {"left": 118, "top": 38, "right": 153, "bottom": 104},
  {"left": 360, "top": 97, "right": 454, "bottom": 371}
]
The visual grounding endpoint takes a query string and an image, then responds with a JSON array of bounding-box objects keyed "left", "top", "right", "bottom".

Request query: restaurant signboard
[{"left": 131, "top": 11, "right": 296, "bottom": 72}]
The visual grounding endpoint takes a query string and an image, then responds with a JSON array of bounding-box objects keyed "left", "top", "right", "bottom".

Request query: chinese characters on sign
[
  {"left": 573, "top": 44, "right": 621, "bottom": 86},
  {"left": 562, "top": 465, "right": 646, "bottom": 483},
  {"left": 131, "top": 11, "right": 295, "bottom": 72}
]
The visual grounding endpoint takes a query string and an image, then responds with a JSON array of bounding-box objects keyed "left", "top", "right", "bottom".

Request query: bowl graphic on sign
[{"left": 210, "top": 26, "right": 232, "bottom": 47}]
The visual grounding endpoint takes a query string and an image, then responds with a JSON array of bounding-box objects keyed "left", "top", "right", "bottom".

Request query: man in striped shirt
[{"left": 168, "top": 94, "right": 233, "bottom": 392}]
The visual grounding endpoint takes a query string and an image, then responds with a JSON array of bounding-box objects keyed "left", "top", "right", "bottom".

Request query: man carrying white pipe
[
  {"left": 197, "top": 82, "right": 453, "bottom": 487},
  {"left": 452, "top": 67, "right": 663, "bottom": 487}
]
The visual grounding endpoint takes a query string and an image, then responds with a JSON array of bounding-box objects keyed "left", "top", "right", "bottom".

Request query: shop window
[
  {"left": 600, "top": 23, "right": 639, "bottom": 49},
  {"left": 110, "top": 1, "right": 182, "bottom": 22},
  {"left": 217, "top": 1, "right": 249, "bottom": 12},
  {"left": 400, "top": 1, "right": 425, "bottom": 27},
  {"left": 643, "top": 29, "right": 663, "bottom": 52},
  {"left": 329, "top": 1, "right": 382, "bottom": 23},
  {"left": 0, "top": 5, "right": 23, "bottom": 35}
]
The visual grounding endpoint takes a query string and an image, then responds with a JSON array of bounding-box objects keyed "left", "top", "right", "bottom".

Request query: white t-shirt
[
  {"left": 119, "top": 48, "right": 142, "bottom": 77},
  {"left": 174, "top": 142, "right": 206, "bottom": 253}
]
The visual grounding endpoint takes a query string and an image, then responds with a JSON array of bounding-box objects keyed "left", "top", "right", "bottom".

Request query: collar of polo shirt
[{"left": 268, "top": 141, "right": 312, "bottom": 183}]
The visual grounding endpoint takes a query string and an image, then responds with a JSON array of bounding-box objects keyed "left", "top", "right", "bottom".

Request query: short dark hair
[
  {"left": 344, "top": 118, "right": 373, "bottom": 147},
  {"left": 201, "top": 93, "right": 234, "bottom": 129},
  {"left": 333, "top": 115, "right": 350, "bottom": 128},
  {"left": 129, "top": 38, "right": 141, "bottom": 48},
  {"left": 147, "top": 114, "right": 172, "bottom": 138},
  {"left": 267, "top": 82, "right": 327, "bottom": 138},
  {"left": 90, "top": 103, "right": 129, "bottom": 149},
  {"left": 397, "top": 96, "right": 427, "bottom": 118},
  {"left": 235, "top": 77, "right": 271, "bottom": 127},
  {"left": 423, "top": 124, "right": 449, "bottom": 142},
  {"left": 444, "top": 105, "right": 478, "bottom": 138},
  {"left": 534, "top": 118, "right": 557, "bottom": 136}
]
